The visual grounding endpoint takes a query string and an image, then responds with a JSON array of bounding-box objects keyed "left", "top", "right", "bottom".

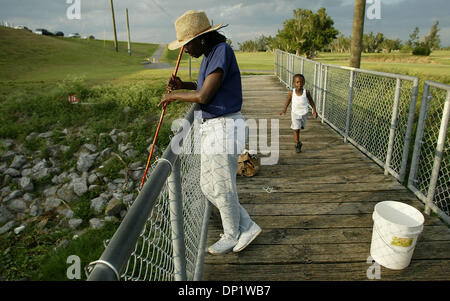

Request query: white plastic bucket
[{"left": 370, "top": 201, "right": 424, "bottom": 270}]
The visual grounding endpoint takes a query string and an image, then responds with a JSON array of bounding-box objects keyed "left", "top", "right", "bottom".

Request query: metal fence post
[
  {"left": 425, "top": 89, "right": 450, "bottom": 215},
  {"left": 313, "top": 63, "right": 318, "bottom": 102},
  {"left": 321, "top": 66, "right": 328, "bottom": 124},
  {"left": 301, "top": 58, "right": 304, "bottom": 75},
  {"left": 385, "top": 78, "right": 402, "bottom": 175},
  {"left": 193, "top": 200, "right": 211, "bottom": 281},
  {"left": 344, "top": 70, "right": 355, "bottom": 143},
  {"left": 399, "top": 78, "right": 419, "bottom": 183},
  {"left": 408, "top": 84, "right": 431, "bottom": 194},
  {"left": 168, "top": 157, "right": 187, "bottom": 281}
]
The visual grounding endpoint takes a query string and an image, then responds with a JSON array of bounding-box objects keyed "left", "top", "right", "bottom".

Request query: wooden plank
[
  {"left": 207, "top": 226, "right": 450, "bottom": 245},
  {"left": 237, "top": 191, "right": 418, "bottom": 204},
  {"left": 203, "top": 241, "right": 450, "bottom": 265},
  {"left": 208, "top": 214, "right": 443, "bottom": 229},
  {"left": 202, "top": 260, "right": 450, "bottom": 281}
]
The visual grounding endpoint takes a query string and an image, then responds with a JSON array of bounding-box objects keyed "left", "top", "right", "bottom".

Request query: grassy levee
[{"left": 0, "top": 27, "right": 197, "bottom": 281}]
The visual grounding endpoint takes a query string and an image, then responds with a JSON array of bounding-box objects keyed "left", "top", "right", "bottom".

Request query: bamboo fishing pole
[{"left": 139, "top": 45, "right": 185, "bottom": 190}]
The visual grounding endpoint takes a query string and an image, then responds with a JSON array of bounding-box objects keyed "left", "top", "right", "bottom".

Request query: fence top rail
[
  {"left": 87, "top": 104, "right": 199, "bottom": 281},
  {"left": 321, "top": 63, "right": 418, "bottom": 82},
  {"left": 275, "top": 49, "right": 418, "bottom": 82},
  {"left": 425, "top": 80, "right": 450, "bottom": 91}
]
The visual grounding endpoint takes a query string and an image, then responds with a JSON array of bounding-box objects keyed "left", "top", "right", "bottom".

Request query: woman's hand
[
  {"left": 158, "top": 93, "right": 174, "bottom": 108},
  {"left": 280, "top": 110, "right": 286, "bottom": 116},
  {"left": 167, "top": 76, "right": 183, "bottom": 92}
]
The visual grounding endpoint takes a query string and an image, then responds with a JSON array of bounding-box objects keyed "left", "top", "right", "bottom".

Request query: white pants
[{"left": 200, "top": 112, "right": 253, "bottom": 240}]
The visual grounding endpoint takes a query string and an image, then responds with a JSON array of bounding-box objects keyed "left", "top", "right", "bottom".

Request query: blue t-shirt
[{"left": 197, "top": 42, "right": 242, "bottom": 119}]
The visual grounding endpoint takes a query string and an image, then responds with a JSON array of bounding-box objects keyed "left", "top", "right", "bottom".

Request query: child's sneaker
[
  {"left": 208, "top": 234, "right": 238, "bottom": 255},
  {"left": 295, "top": 141, "right": 302, "bottom": 153}
]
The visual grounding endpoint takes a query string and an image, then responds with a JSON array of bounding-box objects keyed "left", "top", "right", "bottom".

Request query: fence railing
[
  {"left": 408, "top": 80, "right": 450, "bottom": 224},
  {"left": 87, "top": 104, "right": 212, "bottom": 281},
  {"left": 274, "top": 49, "right": 449, "bottom": 224}
]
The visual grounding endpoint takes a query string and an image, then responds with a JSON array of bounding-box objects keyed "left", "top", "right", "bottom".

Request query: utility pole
[
  {"left": 349, "top": 0, "right": 366, "bottom": 68},
  {"left": 126, "top": 8, "right": 131, "bottom": 56},
  {"left": 110, "top": 0, "right": 118, "bottom": 52}
]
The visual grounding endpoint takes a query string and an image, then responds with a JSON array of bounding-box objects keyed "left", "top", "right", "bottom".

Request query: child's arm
[
  {"left": 280, "top": 91, "right": 293, "bottom": 115},
  {"left": 306, "top": 90, "right": 318, "bottom": 118}
]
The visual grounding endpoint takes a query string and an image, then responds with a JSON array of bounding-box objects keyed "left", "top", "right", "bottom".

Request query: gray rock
[
  {"left": 23, "top": 193, "right": 33, "bottom": 202},
  {"left": 118, "top": 143, "right": 132, "bottom": 152},
  {"left": 105, "top": 216, "right": 119, "bottom": 223},
  {"left": 1, "top": 139, "right": 14, "bottom": 148},
  {"left": 32, "top": 159, "right": 48, "bottom": 172},
  {"left": 8, "top": 199, "right": 27, "bottom": 213},
  {"left": 131, "top": 170, "right": 143, "bottom": 181},
  {"left": 90, "top": 197, "right": 106, "bottom": 213},
  {"left": 43, "top": 186, "right": 58, "bottom": 198},
  {"left": 89, "top": 218, "right": 104, "bottom": 230},
  {"left": 57, "top": 208, "right": 74, "bottom": 219},
  {"left": 73, "top": 178, "right": 88, "bottom": 196},
  {"left": 19, "top": 177, "right": 34, "bottom": 192},
  {"left": 88, "top": 173, "right": 98, "bottom": 185},
  {"left": 26, "top": 132, "right": 38, "bottom": 141},
  {"left": 1, "top": 151, "right": 15, "bottom": 162},
  {"left": 124, "top": 148, "right": 136, "bottom": 158},
  {"left": 68, "top": 218, "right": 83, "bottom": 229},
  {"left": 44, "top": 197, "right": 62, "bottom": 211},
  {"left": 29, "top": 205, "right": 42, "bottom": 217},
  {"left": 106, "top": 183, "right": 117, "bottom": 191},
  {"left": 60, "top": 145, "right": 70, "bottom": 153},
  {"left": 0, "top": 205, "right": 14, "bottom": 224},
  {"left": 123, "top": 194, "right": 135, "bottom": 204},
  {"left": 99, "top": 147, "right": 111, "bottom": 159},
  {"left": 38, "top": 131, "right": 53, "bottom": 139},
  {"left": 57, "top": 183, "right": 75, "bottom": 202},
  {"left": 21, "top": 168, "right": 33, "bottom": 177},
  {"left": 10, "top": 155, "right": 27, "bottom": 169},
  {"left": 105, "top": 198, "right": 122, "bottom": 216},
  {"left": 99, "top": 192, "right": 112, "bottom": 200},
  {"left": 77, "top": 153, "right": 98, "bottom": 172},
  {"left": 47, "top": 146, "right": 61, "bottom": 158},
  {"left": 4, "top": 168, "right": 20, "bottom": 177},
  {"left": 82, "top": 144, "right": 98, "bottom": 153},
  {"left": 33, "top": 168, "right": 51, "bottom": 180},
  {"left": 0, "top": 220, "right": 16, "bottom": 235},
  {"left": 4, "top": 190, "right": 22, "bottom": 203},
  {"left": 0, "top": 162, "right": 6, "bottom": 174}
]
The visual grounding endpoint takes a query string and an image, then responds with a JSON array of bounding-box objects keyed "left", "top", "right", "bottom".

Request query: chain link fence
[
  {"left": 275, "top": 50, "right": 449, "bottom": 225},
  {"left": 408, "top": 81, "right": 450, "bottom": 224},
  {"left": 275, "top": 49, "right": 419, "bottom": 183},
  {"left": 87, "top": 104, "right": 212, "bottom": 281}
]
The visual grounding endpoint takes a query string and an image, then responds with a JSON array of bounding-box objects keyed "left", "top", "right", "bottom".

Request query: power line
[{"left": 150, "top": 0, "right": 174, "bottom": 22}]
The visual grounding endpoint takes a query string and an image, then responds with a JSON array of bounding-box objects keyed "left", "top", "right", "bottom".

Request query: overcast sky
[{"left": 1, "top": 0, "right": 449, "bottom": 47}]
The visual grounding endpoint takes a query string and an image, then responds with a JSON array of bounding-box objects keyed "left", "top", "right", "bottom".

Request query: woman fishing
[{"left": 158, "top": 10, "right": 261, "bottom": 255}]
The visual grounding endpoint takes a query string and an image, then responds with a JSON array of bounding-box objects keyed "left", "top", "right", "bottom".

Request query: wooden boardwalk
[{"left": 202, "top": 75, "right": 450, "bottom": 281}]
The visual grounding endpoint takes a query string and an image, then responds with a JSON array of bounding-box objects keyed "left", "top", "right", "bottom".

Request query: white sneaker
[
  {"left": 208, "top": 234, "right": 238, "bottom": 255},
  {"left": 233, "top": 222, "right": 261, "bottom": 252}
]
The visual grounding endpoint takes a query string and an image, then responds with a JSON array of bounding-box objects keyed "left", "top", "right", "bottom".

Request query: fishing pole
[{"left": 139, "top": 45, "right": 184, "bottom": 190}]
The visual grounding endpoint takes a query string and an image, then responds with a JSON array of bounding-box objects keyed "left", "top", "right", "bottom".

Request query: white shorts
[{"left": 291, "top": 112, "right": 308, "bottom": 130}]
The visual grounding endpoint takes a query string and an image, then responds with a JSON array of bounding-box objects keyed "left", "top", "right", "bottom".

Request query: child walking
[{"left": 280, "top": 74, "right": 318, "bottom": 153}]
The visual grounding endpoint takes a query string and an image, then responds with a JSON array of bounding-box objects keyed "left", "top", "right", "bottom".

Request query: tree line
[{"left": 237, "top": 7, "right": 442, "bottom": 57}]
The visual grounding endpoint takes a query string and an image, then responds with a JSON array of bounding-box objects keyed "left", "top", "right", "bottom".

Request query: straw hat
[{"left": 168, "top": 10, "right": 224, "bottom": 50}]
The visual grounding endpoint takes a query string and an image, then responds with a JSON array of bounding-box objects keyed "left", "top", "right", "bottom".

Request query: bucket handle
[{"left": 374, "top": 225, "right": 420, "bottom": 254}]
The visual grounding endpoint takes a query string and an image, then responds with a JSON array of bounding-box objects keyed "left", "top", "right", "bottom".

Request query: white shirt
[{"left": 291, "top": 88, "right": 309, "bottom": 116}]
